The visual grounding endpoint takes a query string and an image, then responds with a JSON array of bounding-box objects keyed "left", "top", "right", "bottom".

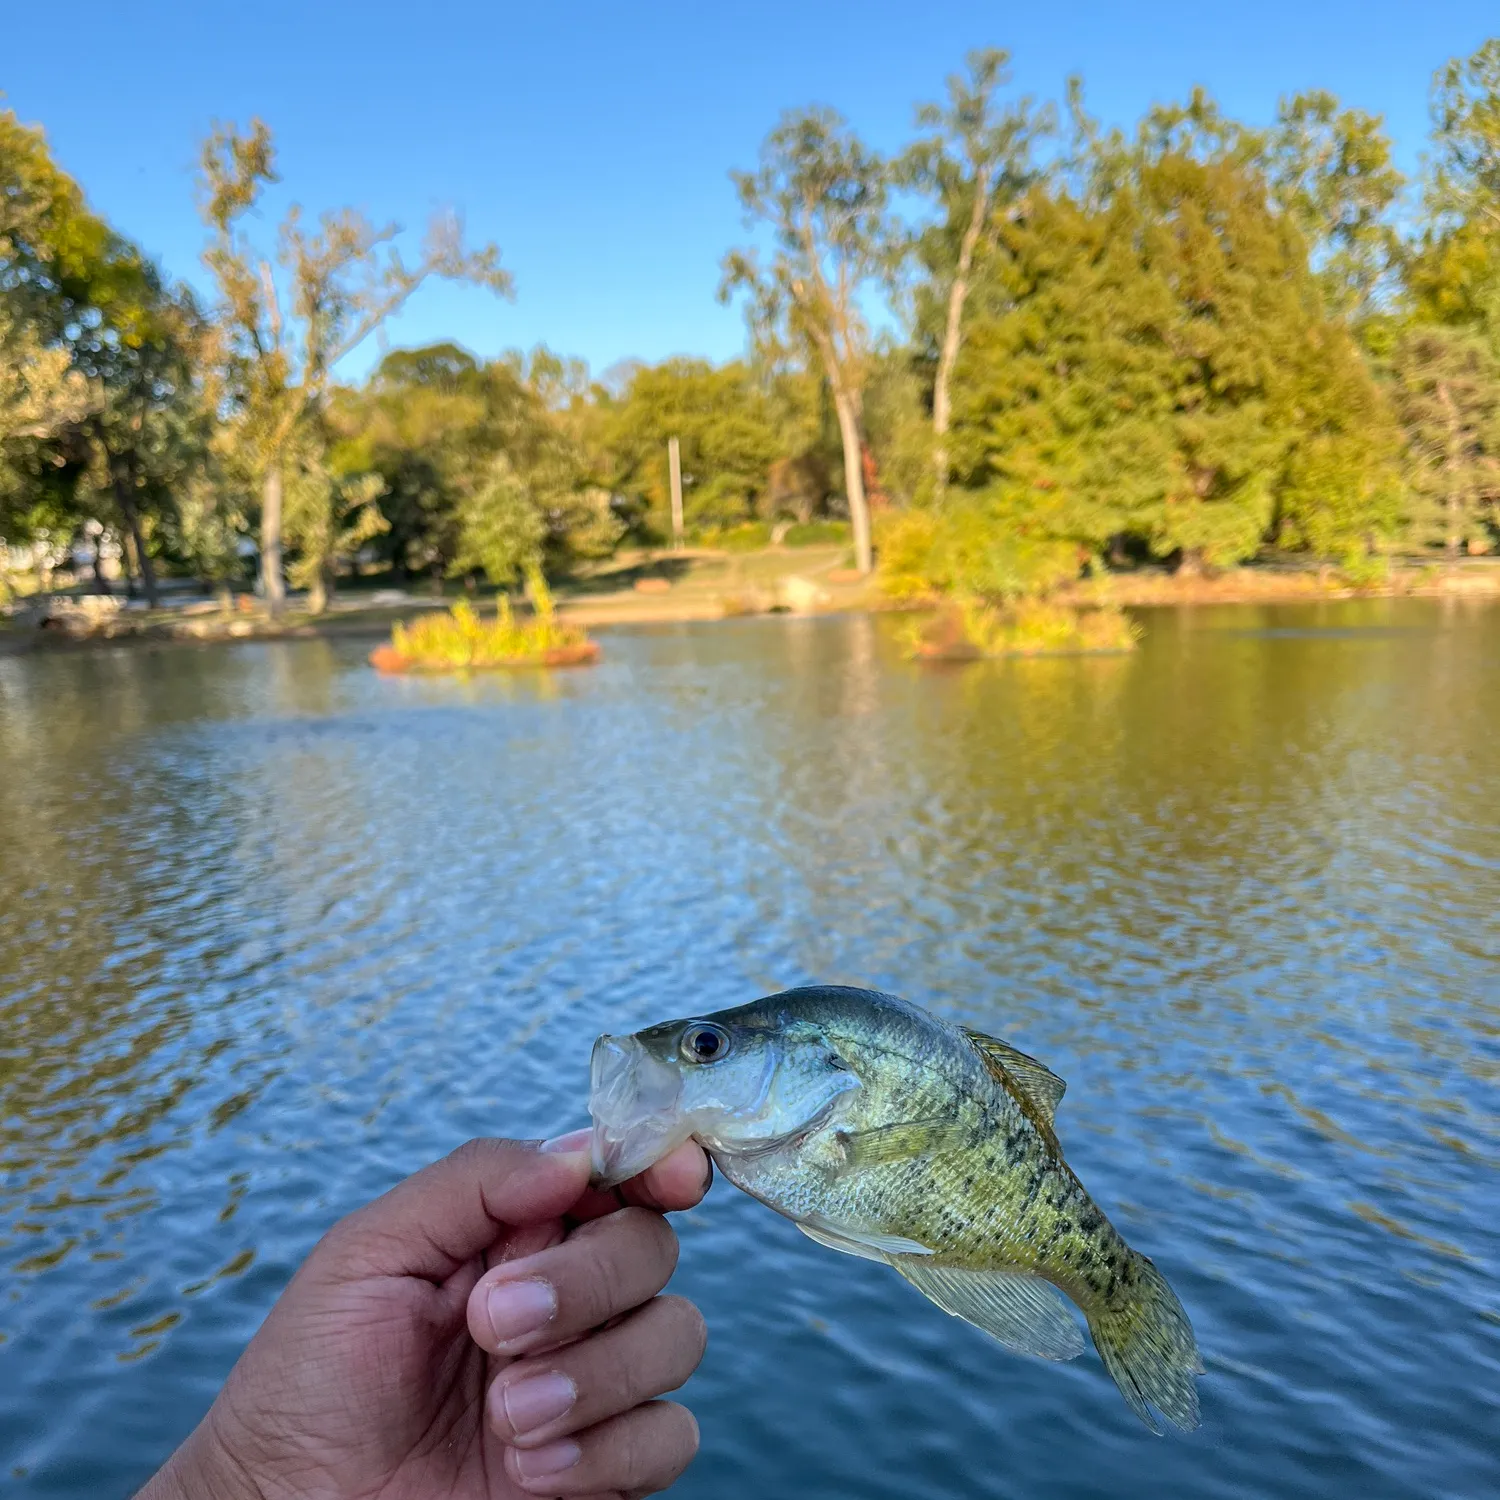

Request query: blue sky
[{"left": 4, "top": 1, "right": 1495, "bottom": 380}]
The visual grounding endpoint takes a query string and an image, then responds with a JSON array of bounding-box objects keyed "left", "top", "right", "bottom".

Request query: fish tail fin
[{"left": 1085, "top": 1251, "right": 1203, "bottom": 1434}]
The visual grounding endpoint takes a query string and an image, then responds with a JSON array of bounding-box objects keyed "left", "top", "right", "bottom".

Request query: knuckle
[{"left": 447, "top": 1135, "right": 511, "bottom": 1174}]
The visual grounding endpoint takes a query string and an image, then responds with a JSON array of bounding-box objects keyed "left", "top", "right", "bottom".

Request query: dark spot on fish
[
  {"left": 1056, "top": 1218, "right": 1073, "bottom": 1235},
  {"left": 962, "top": 1174, "right": 975, "bottom": 1191}
]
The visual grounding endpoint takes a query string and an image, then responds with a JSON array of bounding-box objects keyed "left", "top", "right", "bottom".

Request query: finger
[
  {"left": 467, "top": 1207, "right": 677, "bottom": 1356},
  {"left": 331, "top": 1137, "right": 591, "bottom": 1282},
  {"left": 503, "top": 1401, "right": 700, "bottom": 1497},
  {"left": 488, "top": 1294, "right": 707, "bottom": 1446},
  {"left": 571, "top": 1141, "right": 713, "bottom": 1222}
]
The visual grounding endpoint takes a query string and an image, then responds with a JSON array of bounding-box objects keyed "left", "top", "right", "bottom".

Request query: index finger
[{"left": 554, "top": 1135, "right": 712, "bottom": 1221}]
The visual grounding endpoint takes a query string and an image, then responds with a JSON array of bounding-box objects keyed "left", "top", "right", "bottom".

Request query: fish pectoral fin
[
  {"left": 893, "top": 1260, "right": 1087, "bottom": 1362},
  {"left": 797, "top": 1214, "right": 934, "bottom": 1263},
  {"left": 834, "top": 1116, "right": 972, "bottom": 1172},
  {"left": 961, "top": 1028, "right": 1067, "bottom": 1125}
]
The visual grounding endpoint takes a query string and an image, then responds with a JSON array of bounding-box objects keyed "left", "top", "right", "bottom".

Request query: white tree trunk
[
  {"left": 932, "top": 184, "right": 989, "bottom": 495},
  {"left": 833, "top": 390, "right": 873, "bottom": 575},
  {"left": 261, "top": 466, "right": 286, "bottom": 612}
]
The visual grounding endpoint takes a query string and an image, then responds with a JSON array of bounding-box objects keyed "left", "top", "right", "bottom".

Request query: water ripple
[{"left": 1, "top": 604, "right": 1497, "bottom": 1498}]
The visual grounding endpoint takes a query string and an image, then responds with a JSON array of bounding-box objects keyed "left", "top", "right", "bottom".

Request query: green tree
[
  {"left": 1387, "top": 325, "right": 1500, "bottom": 556},
  {"left": 951, "top": 138, "right": 1400, "bottom": 571},
  {"left": 722, "top": 109, "right": 890, "bottom": 572},
  {"left": 898, "top": 48, "right": 1052, "bottom": 493},
  {"left": 1, "top": 107, "right": 204, "bottom": 601},
  {"left": 1406, "top": 40, "right": 1500, "bottom": 346},
  {"left": 198, "top": 120, "right": 511, "bottom": 613},
  {"left": 602, "top": 358, "right": 780, "bottom": 532},
  {"left": 1263, "top": 91, "right": 1405, "bottom": 324},
  {"left": 331, "top": 344, "right": 491, "bottom": 582}
]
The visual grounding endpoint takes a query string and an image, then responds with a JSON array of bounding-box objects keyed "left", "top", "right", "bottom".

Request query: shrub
[
  {"left": 375, "top": 575, "right": 597, "bottom": 671},
  {"left": 1338, "top": 551, "right": 1390, "bottom": 590},
  {"left": 877, "top": 502, "right": 1082, "bottom": 603}
]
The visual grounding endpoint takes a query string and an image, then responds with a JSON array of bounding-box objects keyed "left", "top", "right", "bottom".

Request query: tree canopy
[{"left": 4, "top": 38, "right": 1500, "bottom": 607}]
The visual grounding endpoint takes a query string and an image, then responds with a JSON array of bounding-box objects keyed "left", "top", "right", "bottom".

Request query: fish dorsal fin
[
  {"left": 894, "top": 1260, "right": 1087, "bottom": 1362},
  {"left": 961, "top": 1027, "right": 1067, "bottom": 1126},
  {"left": 797, "top": 1214, "right": 934, "bottom": 1263}
]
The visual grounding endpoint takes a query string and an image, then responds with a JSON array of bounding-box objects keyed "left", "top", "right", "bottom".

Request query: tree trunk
[
  {"left": 832, "top": 388, "right": 873, "bottom": 575},
  {"left": 119, "top": 527, "right": 138, "bottom": 598},
  {"left": 932, "top": 183, "right": 989, "bottom": 497},
  {"left": 261, "top": 466, "right": 287, "bottom": 613},
  {"left": 93, "top": 532, "right": 111, "bottom": 594},
  {"left": 1437, "top": 379, "right": 1463, "bottom": 562},
  {"left": 114, "top": 479, "right": 159, "bottom": 608},
  {"left": 307, "top": 567, "right": 328, "bottom": 616}
]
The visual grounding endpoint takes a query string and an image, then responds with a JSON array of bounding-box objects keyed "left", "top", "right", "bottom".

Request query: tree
[
  {"left": 898, "top": 48, "right": 1052, "bottom": 492},
  {"left": 450, "top": 454, "right": 546, "bottom": 593},
  {"left": 1, "top": 107, "right": 202, "bottom": 601},
  {"left": 950, "top": 136, "right": 1400, "bottom": 571},
  {"left": 722, "top": 109, "right": 890, "bottom": 573},
  {"left": 1263, "top": 91, "right": 1404, "bottom": 324},
  {"left": 602, "top": 358, "right": 780, "bottom": 533},
  {"left": 330, "top": 345, "right": 489, "bottom": 582},
  {"left": 1387, "top": 325, "right": 1500, "bottom": 556},
  {"left": 198, "top": 120, "right": 512, "bottom": 613},
  {"left": 1406, "top": 40, "right": 1500, "bottom": 349}
]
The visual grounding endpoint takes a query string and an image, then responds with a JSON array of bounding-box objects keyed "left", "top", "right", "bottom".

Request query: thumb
[{"left": 334, "top": 1136, "right": 592, "bottom": 1281}]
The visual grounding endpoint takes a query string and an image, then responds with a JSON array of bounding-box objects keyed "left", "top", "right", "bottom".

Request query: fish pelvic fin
[
  {"left": 797, "top": 1215, "right": 934, "bottom": 1263},
  {"left": 961, "top": 1027, "right": 1067, "bottom": 1128},
  {"left": 1085, "top": 1251, "right": 1204, "bottom": 1434},
  {"left": 893, "top": 1260, "right": 1087, "bottom": 1362}
]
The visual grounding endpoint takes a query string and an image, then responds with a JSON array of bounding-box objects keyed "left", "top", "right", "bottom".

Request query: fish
[{"left": 588, "top": 984, "right": 1203, "bottom": 1433}]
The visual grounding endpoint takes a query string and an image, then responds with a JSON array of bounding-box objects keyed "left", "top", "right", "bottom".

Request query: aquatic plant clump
[
  {"left": 371, "top": 586, "right": 598, "bottom": 673},
  {"left": 906, "top": 599, "right": 1140, "bottom": 660}
]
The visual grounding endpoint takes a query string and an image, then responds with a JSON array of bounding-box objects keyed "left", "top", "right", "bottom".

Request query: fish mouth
[{"left": 588, "top": 1034, "right": 688, "bottom": 1189}]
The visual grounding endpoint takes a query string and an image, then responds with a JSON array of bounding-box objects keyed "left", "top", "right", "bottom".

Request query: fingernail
[
  {"left": 540, "top": 1128, "right": 592, "bottom": 1155},
  {"left": 486, "top": 1279, "right": 556, "bottom": 1345},
  {"left": 512, "top": 1438, "right": 581, "bottom": 1481},
  {"left": 501, "top": 1372, "right": 576, "bottom": 1437}
]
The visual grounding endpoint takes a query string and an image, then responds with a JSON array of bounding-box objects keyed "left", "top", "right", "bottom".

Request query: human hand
[{"left": 139, "top": 1133, "right": 711, "bottom": 1500}]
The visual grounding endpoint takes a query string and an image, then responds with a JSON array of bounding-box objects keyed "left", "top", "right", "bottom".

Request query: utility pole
[{"left": 668, "top": 437, "right": 684, "bottom": 550}]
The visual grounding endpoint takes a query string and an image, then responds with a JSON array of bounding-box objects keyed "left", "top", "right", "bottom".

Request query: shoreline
[{"left": 4, "top": 557, "right": 1499, "bottom": 658}]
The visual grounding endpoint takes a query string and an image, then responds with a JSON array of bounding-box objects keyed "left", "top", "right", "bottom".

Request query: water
[{"left": 1, "top": 601, "right": 1497, "bottom": 1499}]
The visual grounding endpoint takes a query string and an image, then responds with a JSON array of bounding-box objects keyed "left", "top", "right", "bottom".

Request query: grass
[
  {"left": 373, "top": 579, "right": 598, "bottom": 672},
  {"left": 904, "top": 599, "right": 1141, "bottom": 660},
  {"left": 783, "top": 520, "right": 851, "bottom": 547}
]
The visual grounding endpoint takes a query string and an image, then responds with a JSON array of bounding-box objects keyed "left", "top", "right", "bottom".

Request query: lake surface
[{"left": 1, "top": 602, "right": 1497, "bottom": 1499}]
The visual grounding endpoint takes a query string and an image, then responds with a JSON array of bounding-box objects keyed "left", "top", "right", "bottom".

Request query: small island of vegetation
[{"left": 370, "top": 576, "right": 597, "bottom": 673}]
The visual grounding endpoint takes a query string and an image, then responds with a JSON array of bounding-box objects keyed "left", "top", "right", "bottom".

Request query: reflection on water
[{"left": 1, "top": 601, "right": 1498, "bottom": 1499}]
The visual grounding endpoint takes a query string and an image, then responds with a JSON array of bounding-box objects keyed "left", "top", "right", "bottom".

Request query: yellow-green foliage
[
  {"left": 388, "top": 576, "right": 590, "bottom": 669},
  {"left": 904, "top": 599, "right": 1140, "bottom": 658},
  {"left": 878, "top": 504, "right": 1083, "bottom": 603}
]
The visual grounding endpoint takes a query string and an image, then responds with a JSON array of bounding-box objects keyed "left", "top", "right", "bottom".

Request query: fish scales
[{"left": 588, "top": 984, "right": 1203, "bottom": 1432}]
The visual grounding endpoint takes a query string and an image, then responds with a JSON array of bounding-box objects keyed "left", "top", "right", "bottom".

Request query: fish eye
[{"left": 680, "top": 1023, "right": 731, "bottom": 1065}]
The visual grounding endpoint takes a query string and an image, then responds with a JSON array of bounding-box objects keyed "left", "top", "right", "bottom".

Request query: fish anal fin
[
  {"left": 797, "top": 1215, "right": 933, "bottom": 1263},
  {"left": 834, "top": 1116, "right": 971, "bottom": 1173},
  {"left": 894, "top": 1260, "right": 1087, "bottom": 1362},
  {"left": 962, "top": 1028, "right": 1067, "bottom": 1126}
]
